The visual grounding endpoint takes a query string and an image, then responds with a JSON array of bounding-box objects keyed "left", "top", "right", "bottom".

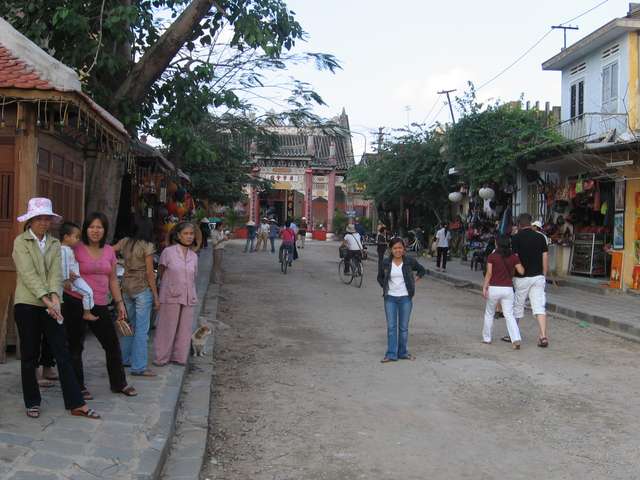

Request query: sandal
[
  {"left": 399, "top": 354, "right": 416, "bottom": 360},
  {"left": 500, "top": 335, "right": 511, "bottom": 343},
  {"left": 26, "top": 406, "right": 40, "bottom": 418},
  {"left": 537, "top": 337, "right": 549, "bottom": 348},
  {"left": 70, "top": 407, "right": 101, "bottom": 420},
  {"left": 115, "top": 385, "right": 138, "bottom": 397},
  {"left": 130, "top": 370, "right": 157, "bottom": 377},
  {"left": 81, "top": 389, "right": 93, "bottom": 400},
  {"left": 380, "top": 357, "right": 396, "bottom": 363},
  {"left": 512, "top": 341, "right": 521, "bottom": 350}
]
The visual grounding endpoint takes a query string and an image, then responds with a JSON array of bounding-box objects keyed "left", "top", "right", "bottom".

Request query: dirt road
[{"left": 203, "top": 240, "right": 640, "bottom": 480}]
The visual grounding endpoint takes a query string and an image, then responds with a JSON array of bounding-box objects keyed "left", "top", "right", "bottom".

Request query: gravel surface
[{"left": 202, "top": 240, "right": 640, "bottom": 480}]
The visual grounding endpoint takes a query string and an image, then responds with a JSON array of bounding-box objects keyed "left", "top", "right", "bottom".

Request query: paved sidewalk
[
  {"left": 0, "top": 247, "right": 213, "bottom": 480},
  {"left": 417, "top": 254, "right": 640, "bottom": 338}
]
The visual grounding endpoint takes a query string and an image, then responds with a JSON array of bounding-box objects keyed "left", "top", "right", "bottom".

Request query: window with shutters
[
  {"left": 36, "top": 148, "right": 85, "bottom": 225},
  {"left": 570, "top": 80, "right": 584, "bottom": 119},
  {"left": 602, "top": 61, "right": 619, "bottom": 113}
]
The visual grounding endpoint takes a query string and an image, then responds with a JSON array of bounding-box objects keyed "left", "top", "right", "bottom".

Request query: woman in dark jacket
[
  {"left": 375, "top": 225, "right": 388, "bottom": 272},
  {"left": 377, "top": 237, "right": 426, "bottom": 363}
]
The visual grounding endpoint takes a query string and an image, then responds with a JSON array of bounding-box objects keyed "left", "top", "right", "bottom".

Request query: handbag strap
[{"left": 349, "top": 233, "right": 364, "bottom": 251}]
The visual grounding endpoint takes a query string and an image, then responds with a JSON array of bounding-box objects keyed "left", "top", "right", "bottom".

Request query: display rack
[{"left": 570, "top": 232, "right": 608, "bottom": 277}]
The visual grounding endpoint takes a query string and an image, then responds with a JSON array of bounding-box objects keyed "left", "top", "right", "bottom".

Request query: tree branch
[{"left": 112, "top": 0, "right": 224, "bottom": 110}]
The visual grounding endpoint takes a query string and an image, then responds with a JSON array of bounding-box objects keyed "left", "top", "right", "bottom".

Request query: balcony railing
[{"left": 556, "top": 112, "right": 629, "bottom": 142}]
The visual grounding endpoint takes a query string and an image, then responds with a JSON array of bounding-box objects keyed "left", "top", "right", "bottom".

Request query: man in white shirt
[
  {"left": 342, "top": 224, "right": 364, "bottom": 273},
  {"left": 434, "top": 223, "right": 451, "bottom": 271},
  {"left": 255, "top": 218, "right": 271, "bottom": 252}
]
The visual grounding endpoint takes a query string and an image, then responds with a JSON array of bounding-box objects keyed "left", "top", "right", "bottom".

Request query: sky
[{"left": 273, "top": 0, "right": 629, "bottom": 160}]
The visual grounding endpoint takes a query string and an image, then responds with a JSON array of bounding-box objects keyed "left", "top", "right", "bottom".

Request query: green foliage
[
  {"left": 332, "top": 210, "right": 348, "bottom": 236},
  {"left": 447, "top": 83, "right": 575, "bottom": 188},
  {"left": 223, "top": 208, "right": 242, "bottom": 231},
  {"left": 346, "top": 128, "right": 450, "bottom": 229}
]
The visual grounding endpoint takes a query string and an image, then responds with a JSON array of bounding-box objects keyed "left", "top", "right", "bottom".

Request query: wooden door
[{"left": 0, "top": 139, "right": 15, "bottom": 266}]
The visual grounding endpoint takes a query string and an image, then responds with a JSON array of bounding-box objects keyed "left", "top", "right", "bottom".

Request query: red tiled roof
[{"left": 0, "top": 45, "right": 52, "bottom": 89}]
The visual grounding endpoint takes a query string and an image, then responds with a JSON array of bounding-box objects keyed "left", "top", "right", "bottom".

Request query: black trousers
[
  {"left": 437, "top": 247, "right": 449, "bottom": 269},
  {"left": 377, "top": 246, "right": 387, "bottom": 272},
  {"left": 62, "top": 294, "right": 127, "bottom": 392},
  {"left": 14, "top": 304, "right": 85, "bottom": 410},
  {"left": 344, "top": 250, "right": 362, "bottom": 273},
  {"left": 39, "top": 333, "right": 55, "bottom": 368}
]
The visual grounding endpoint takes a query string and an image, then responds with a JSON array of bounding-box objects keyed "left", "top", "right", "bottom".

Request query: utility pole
[
  {"left": 438, "top": 89, "right": 457, "bottom": 124},
  {"left": 551, "top": 25, "right": 578, "bottom": 50},
  {"left": 404, "top": 105, "right": 412, "bottom": 129},
  {"left": 376, "top": 127, "right": 384, "bottom": 152}
]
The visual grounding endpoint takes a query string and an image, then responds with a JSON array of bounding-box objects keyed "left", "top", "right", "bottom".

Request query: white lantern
[
  {"left": 478, "top": 187, "right": 495, "bottom": 200},
  {"left": 448, "top": 192, "right": 463, "bottom": 203}
]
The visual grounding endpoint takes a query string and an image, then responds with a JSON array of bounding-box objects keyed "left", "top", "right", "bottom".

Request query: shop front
[{"left": 529, "top": 147, "right": 640, "bottom": 287}]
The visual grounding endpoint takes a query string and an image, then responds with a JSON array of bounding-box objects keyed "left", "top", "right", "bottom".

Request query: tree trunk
[
  {"left": 85, "top": 150, "right": 126, "bottom": 242},
  {"left": 112, "top": 0, "right": 221, "bottom": 110}
]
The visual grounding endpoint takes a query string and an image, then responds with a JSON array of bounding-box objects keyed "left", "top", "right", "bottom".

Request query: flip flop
[
  {"left": 500, "top": 335, "right": 511, "bottom": 343},
  {"left": 380, "top": 357, "right": 396, "bottom": 363},
  {"left": 37, "top": 379, "right": 55, "bottom": 388},
  {"left": 399, "top": 354, "right": 416, "bottom": 360},
  {"left": 70, "top": 407, "right": 101, "bottom": 420},
  {"left": 537, "top": 337, "right": 549, "bottom": 348},
  {"left": 115, "top": 385, "right": 138, "bottom": 397},
  {"left": 26, "top": 406, "right": 40, "bottom": 418},
  {"left": 130, "top": 370, "right": 157, "bottom": 377}
]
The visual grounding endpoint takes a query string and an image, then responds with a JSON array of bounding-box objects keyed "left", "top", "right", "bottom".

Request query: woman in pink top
[
  {"left": 154, "top": 222, "right": 198, "bottom": 366},
  {"left": 62, "top": 212, "right": 137, "bottom": 399}
]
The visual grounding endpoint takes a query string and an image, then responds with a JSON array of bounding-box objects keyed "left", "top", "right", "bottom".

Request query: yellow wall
[
  {"left": 628, "top": 32, "right": 639, "bottom": 131},
  {"left": 623, "top": 175, "right": 640, "bottom": 289}
]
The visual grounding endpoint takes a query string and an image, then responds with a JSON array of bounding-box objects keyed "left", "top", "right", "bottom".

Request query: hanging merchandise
[
  {"left": 593, "top": 186, "right": 601, "bottom": 212},
  {"left": 167, "top": 181, "right": 178, "bottom": 195},
  {"left": 575, "top": 176, "right": 584, "bottom": 194},
  {"left": 175, "top": 187, "right": 186, "bottom": 202},
  {"left": 583, "top": 179, "right": 595, "bottom": 191},
  {"left": 600, "top": 201, "right": 608, "bottom": 216}
]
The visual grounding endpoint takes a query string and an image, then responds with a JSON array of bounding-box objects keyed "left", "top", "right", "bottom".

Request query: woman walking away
[
  {"left": 482, "top": 235, "right": 524, "bottom": 349},
  {"left": 154, "top": 222, "right": 198, "bottom": 366},
  {"left": 114, "top": 217, "right": 159, "bottom": 377},
  {"left": 376, "top": 224, "right": 388, "bottom": 272},
  {"left": 377, "top": 238, "right": 426, "bottom": 363},
  {"left": 13, "top": 198, "right": 99, "bottom": 419},
  {"left": 62, "top": 212, "right": 137, "bottom": 400},
  {"left": 211, "top": 222, "right": 228, "bottom": 284},
  {"left": 435, "top": 222, "right": 451, "bottom": 271}
]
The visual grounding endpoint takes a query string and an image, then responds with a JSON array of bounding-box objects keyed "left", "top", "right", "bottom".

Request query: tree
[
  {"left": 447, "top": 83, "right": 575, "bottom": 189},
  {"left": 1, "top": 0, "right": 339, "bottom": 225},
  {"left": 346, "top": 128, "right": 450, "bottom": 233}
]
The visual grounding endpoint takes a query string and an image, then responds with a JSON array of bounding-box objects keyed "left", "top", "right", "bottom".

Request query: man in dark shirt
[{"left": 508, "top": 213, "right": 549, "bottom": 347}]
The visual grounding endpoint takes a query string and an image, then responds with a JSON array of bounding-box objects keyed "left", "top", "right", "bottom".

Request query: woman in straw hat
[{"left": 12, "top": 198, "right": 99, "bottom": 419}]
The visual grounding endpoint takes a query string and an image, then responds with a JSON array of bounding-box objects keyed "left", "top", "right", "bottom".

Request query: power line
[
  {"left": 421, "top": 96, "right": 442, "bottom": 124},
  {"left": 476, "top": 0, "right": 609, "bottom": 92},
  {"left": 559, "top": 0, "right": 609, "bottom": 26},
  {"left": 476, "top": 29, "right": 553, "bottom": 91}
]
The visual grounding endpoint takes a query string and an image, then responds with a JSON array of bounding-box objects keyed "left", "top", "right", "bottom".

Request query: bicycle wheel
[
  {"left": 338, "top": 259, "right": 353, "bottom": 284},
  {"left": 281, "top": 252, "right": 288, "bottom": 274},
  {"left": 353, "top": 260, "right": 363, "bottom": 288}
]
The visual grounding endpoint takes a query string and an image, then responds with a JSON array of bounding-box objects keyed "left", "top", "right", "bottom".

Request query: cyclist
[
  {"left": 342, "top": 224, "right": 365, "bottom": 274},
  {"left": 279, "top": 220, "right": 296, "bottom": 266}
]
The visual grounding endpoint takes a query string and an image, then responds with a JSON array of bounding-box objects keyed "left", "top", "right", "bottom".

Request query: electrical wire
[
  {"left": 476, "top": 0, "right": 610, "bottom": 92},
  {"left": 559, "top": 0, "right": 609, "bottom": 26},
  {"left": 421, "top": 96, "right": 442, "bottom": 124}
]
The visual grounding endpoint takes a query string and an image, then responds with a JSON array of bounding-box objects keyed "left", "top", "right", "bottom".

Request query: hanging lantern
[
  {"left": 448, "top": 192, "right": 463, "bottom": 203},
  {"left": 478, "top": 187, "right": 495, "bottom": 200}
]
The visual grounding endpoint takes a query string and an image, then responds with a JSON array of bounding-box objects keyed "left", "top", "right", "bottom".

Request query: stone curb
[
  {"left": 423, "top": 266, "right": 640, "bottom": 341},
  {"left": 159, "top": 280, "right": 219, "bottom": 480},
  {"left": 146, "top": 247, "right": 214, "bottom": 480}
]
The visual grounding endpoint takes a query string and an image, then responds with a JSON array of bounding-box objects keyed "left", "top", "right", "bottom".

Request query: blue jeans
[
  {"left": 384, "top": 295, "right": 412, "bottom": 360},
  {"left": 244, "top": 238, "right": 255, "bottom": 252},
  {"left": 120, "top": 288, "right": 153, "bottom": 373}
]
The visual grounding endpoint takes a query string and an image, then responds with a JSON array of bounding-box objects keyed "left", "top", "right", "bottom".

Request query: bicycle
[
  {"left": 280, "top": 245, "right": 292, "bottom": 274},
  {"left": 338, "top": 254, "right": 363, "bottom": 288}
]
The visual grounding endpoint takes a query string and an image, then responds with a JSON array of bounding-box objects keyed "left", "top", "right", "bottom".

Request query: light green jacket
[{"left": 12, "top": 231, "right": 63, "bottom": 307}]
